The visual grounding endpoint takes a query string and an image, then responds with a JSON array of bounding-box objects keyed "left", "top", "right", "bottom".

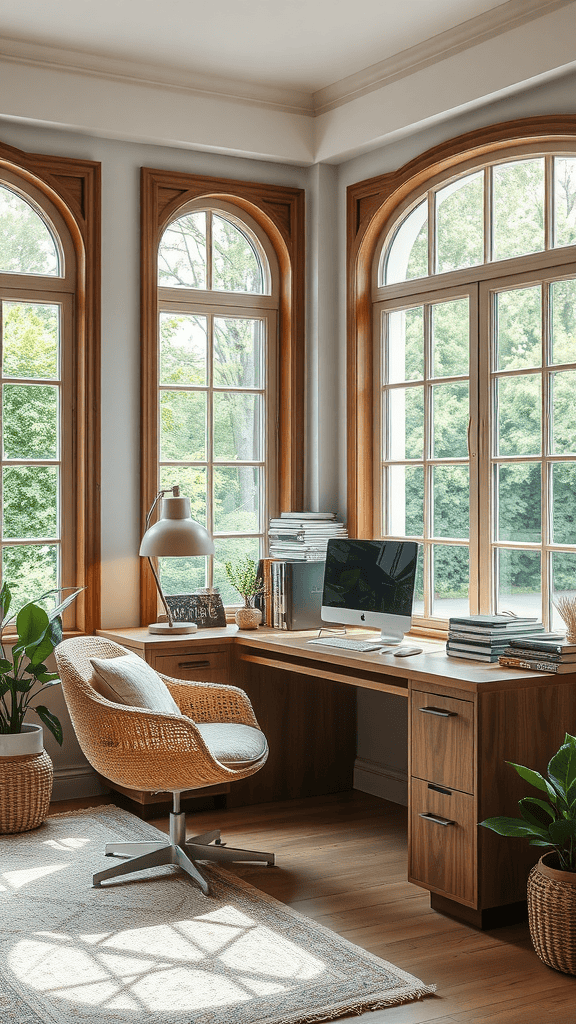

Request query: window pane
[
  {"left": 432, "top": 382, "right": 468, "bottom": 458},
  {"left": 3, "top": 466, "right": 58, "bottom": 539},
  {"left": 552, "top": 552, "right": 576, "bottom": 631},
  {"left": 432, "top": 544, "right": 469, "bottom": 619},
  {"left": 552, "top": 370, "right": 576, "bottom": 455},
  {"left": 413, "top": 548, "right": 424, "bottom": 616},
  {"left": 388, "top": 465, "right": 424, "bottom": 536},
  {"left": 214, "top": 317, "right": 263, "bottom": 388},
  {"left": 2, "top": 544, "right": 58, "bottom": 605},
  {"left": 3, "top": 384, "right": 58, "bottom": 459},
  {"left": 552, "top": 463, "right": 576, "bottom": 544},
  {"left": 551, "top": 279, "right": 576, "bottom": 365},
  {"left": 158, "top": 212, "right": 206, "bottom": 288},
  {"left": 0, "top": 185, "right": 59, "bottom": 275},
  {"left": 555, "top": 158, "right": 576, "bottom": 248},
  {"left": 159, "top": 313, "right": 207, "bottom": 385},
  {"left": 160, "top": 466, "right": 207, "bottom": 526},
  {"left": 213, "top": 536, "right": 260, "bottom": 604},
  {"left": 160, "top": 390, "right": 206, "bottom": 461},
  {"left": 497, "top": 463, "right": 541, "bottom": 542},
  {"left": 214, "top": 466, "right": 260, "bottom": 533},
  {"left": 213, "top": 393, "right": 262, "bottom": 460},
  {"left": 436, "top": 171, "right": 483, "bottom": 273},
  {"left": 160, "top": 556, "right": 207, "bottom": 597},
  {"left": 495, "top": 287, "right": 541, "bottom": 371},
  {"left": 496, "top": 548, "right": 541, "bottom": 618},
  {"left": 432, "top": 298, "right": 469, "bottom": 377},
  {"left": 433, "top": 465, "right": 469, "bottom": 539},
  {"left": 387, "top": 307, "right": 424, "bottom": 383},
  {"left": 2, "top": 302, "right": 59, "bottom": 379},
  {"left": 384, "top": 200, "right": 427, "bottom": 284},
  {"left": 492, "top": 159, "right": 545, "bottom": 262},
  {"left": 496, "top": 375, "right": 541, "bottom": 456},
  {"left": 212, "top": 215, "right": 263, "bottom": 293},
  {"left": 388, "top": 387, "right": 424, "bottom": 460}
]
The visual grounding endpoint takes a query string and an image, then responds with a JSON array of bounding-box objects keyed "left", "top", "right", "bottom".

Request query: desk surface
[{"left": 97, "top": 625, "right": 565, "bottom": 696}]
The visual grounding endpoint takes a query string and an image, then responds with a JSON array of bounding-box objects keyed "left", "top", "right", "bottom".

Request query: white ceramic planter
[{"left": 0, "top": 722, "right": 44, "bottom": 756}]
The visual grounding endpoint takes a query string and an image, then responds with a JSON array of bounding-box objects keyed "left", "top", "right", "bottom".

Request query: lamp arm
[{"left": 147, "top": 555, "right": 174, "bottom": 628}]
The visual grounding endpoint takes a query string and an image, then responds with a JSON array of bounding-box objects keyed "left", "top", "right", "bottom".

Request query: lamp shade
[{"left": 139, "top": 494, "right": 214, "bottom": 558}]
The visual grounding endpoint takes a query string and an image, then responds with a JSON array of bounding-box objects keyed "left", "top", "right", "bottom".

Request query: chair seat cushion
[
  {"left": 196, "top": 722, "right": 267, "bottom": 769},
  {"left": 90, "top": 653, "right": 181, "bottom": 716}
]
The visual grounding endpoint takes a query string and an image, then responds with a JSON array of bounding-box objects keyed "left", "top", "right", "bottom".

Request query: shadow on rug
[{"left": 0, "top": 805, "right": 435, "bottom": 1023}]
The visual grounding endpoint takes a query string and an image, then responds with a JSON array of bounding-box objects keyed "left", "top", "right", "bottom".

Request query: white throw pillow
[{"left": 90, "top": 653, "right": 180, "bottom": 715}]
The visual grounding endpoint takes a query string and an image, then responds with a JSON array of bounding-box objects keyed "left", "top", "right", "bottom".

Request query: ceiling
[{"left": 0, "top": 0, "right": 558, "bottom": 109}]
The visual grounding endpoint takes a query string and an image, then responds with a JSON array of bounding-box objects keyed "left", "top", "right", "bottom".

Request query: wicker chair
[{"left": 54, "top": 636, "right": 274, "bottom": 893}]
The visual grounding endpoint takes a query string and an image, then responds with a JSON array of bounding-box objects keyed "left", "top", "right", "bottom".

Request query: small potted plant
[
  {"left": 480, "top": 733, "right": 576, "bottom": 974},
  {"left": 0, "top": 583, "right": 82, "bottom": 834},
  {"left": 224, "top": 556, "right": 263, "bottom": 629}
]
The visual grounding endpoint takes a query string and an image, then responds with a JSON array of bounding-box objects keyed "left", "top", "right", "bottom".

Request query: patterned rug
[{"left": 0, "top": 805, "right": 435, "bottom": 1024}]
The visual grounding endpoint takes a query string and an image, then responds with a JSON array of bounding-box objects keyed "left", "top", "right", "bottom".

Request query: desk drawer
[
  {"left": 410, "top": 777, "right": 476, "bottom": 905},
  {"left": 411, "top": 690, "right": 474, "bottom": 794},
  {"left": 152, "top": 650, "right": 230, "bottom": 684}
]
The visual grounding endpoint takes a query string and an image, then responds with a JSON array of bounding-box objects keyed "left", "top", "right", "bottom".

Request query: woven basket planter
[
  {"left": 527, "top": 852, "right": 576, "bottom": 975},
  {"left": 0, "top": 725, "right": 53, "bottom": 834}
]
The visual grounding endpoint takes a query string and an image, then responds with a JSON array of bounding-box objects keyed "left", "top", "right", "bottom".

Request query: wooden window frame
[
  {"left": 140, "top": 168, "right": 305, "bottom": 625},
  {"left": 347, "top": 116, "right": 576, "bottom": 540},
  {"left": 0, "top": 138, "right": 100, "bottom": 633}
]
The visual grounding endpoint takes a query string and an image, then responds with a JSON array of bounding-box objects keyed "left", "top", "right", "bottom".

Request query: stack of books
[
  {"left": 446, "top": 614, "right": 557, "bottom": 662},
  {"left": 499, "top": 637, "right": 576, "bottom": 674},
  {"left": 268, "top": 512, "right": 347, "bottom": 562}
]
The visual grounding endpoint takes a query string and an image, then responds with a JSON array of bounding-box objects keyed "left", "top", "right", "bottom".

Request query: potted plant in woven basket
[
  {"left": 0, "top": 583, "right": 82, "bottom": 834},
  {"left": 224, "top": 556, "right": 263, "bottom": 629},
  {"left": 480, "top": 733, "right": 576, "bottom": 975}
]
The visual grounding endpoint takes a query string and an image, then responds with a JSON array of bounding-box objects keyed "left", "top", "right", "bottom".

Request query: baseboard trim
[
  {"left": 52, "top": 765, "right": 109, "bottom": 802},
  {"left": 353, "top": 758, "right": 408, "bottom": 806}
]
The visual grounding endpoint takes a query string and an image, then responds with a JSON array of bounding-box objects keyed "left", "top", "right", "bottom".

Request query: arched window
[
  {"left": 141, "top": 170, "right": 305, "bottom": 617},
  {"left": 0, "top": 149, "right": 100, "bottom": 630},
  {"left": 348, "top": 118, "right": 576, "bottom": 634}
]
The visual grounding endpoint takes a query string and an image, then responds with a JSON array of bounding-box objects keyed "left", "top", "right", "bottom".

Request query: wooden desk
[{"left": 97, "top": 625, "right": 576, "bottom": 927}]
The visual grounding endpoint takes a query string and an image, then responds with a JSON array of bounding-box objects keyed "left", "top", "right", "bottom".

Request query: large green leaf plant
[
  {"left": 480, "top": 733, "right": 576, "bottom": 872},
  {"left": 0, "top": 583, "right": 82, "bottom": 746}
]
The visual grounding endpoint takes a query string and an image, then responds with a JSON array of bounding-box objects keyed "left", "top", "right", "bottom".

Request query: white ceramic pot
[{"left": 0, "top": 722, "right": 44, "bottom": 756}]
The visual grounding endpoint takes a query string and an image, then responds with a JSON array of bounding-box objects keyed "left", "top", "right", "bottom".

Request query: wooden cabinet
[
  {"left": 152, "top": 647, "right": 230, "bottom": 684},
  {"left": 410, "top": 778, "right": 476, "bottom": 905},
  {"left": 411, "top": 691, "right": 474, "bottom": 794}
]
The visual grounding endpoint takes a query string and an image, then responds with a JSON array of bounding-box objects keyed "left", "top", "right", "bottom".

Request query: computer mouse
[{"left": 393, "top": 645, "right": 423, "bottom": 657}]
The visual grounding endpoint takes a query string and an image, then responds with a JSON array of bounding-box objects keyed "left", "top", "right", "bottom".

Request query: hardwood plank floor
[{"left": 49, "top": 790, "right": 576, "bottom": 1022}]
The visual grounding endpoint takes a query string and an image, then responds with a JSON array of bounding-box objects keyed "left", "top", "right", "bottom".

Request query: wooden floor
[{"left": 50, "top": 790, "right": 575, "bottom": 1023}]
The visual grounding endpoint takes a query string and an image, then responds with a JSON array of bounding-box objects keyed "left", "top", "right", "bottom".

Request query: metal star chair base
[{"left": 93, "top": 794, "right": 275, "bottom": 894}]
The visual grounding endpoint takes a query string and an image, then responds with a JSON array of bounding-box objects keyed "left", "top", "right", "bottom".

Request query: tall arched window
[
  {"left": 0, "top": 146, "right": 100, "bottom": 630},
  {"left": 141, "top": 170, "right": 305, "bottom": 617},
  {"left": 348, "top": 118, "right": 576, "bottom": 634}
]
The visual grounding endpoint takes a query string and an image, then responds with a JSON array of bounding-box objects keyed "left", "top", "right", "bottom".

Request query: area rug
[{"left": 0, "top": 805, "right": 435, "bottom": 1024}]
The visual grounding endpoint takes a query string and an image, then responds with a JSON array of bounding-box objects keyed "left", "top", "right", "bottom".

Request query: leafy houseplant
[
  {"left": 224, "top": 557, "right": 263, "bottom": 609},
  {"left": 224, "top": 557, "right": 263, "bottom": 630},
  {"left": 0, "top": 583, "right": 82, "bottom": 745},
  {"left": 480, "top": 733, "right": 576, "bottom": 871},
  {"left": 481, "top": 734, "right": 576, "bottom": 975}
]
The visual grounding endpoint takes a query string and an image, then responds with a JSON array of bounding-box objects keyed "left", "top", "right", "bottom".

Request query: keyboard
[{"left": 307, "top": 636, "right": 384, "bottom": 652}]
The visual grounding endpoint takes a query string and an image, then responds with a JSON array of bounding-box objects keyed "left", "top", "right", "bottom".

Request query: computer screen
[{"left": 321, "top": 539, "right": 419, "bottom": 643}]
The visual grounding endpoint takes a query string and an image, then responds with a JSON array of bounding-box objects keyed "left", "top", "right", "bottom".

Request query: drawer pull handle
[
  {"left": 178, "top": 660, "right": 211, "bottom": 669},
  {"left": 419, "top": 812, "right": 456, "bottom": 827},
  {"left": 419, "top": 706, "right": 457, "bottom": 717},
  {"left": 428, "top": 783, "right": 452, "bottom": 796}
]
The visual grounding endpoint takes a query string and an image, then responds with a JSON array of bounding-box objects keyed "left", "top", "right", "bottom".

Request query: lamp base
[{"left": 147, "top": 622, "right": 198, "bottom": 635}]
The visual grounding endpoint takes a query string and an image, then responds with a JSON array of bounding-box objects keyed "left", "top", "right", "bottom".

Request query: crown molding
[
  {"left": 313, "top": 0, "right": 573, "bottom": 115},
  {"left": 0, "top": 38, "right": 315, "bottom": 116}
]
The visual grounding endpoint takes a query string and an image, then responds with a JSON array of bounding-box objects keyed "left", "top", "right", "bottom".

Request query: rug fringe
[{"left": 267, "top": 983, "right": 437, "bottom": 1024}]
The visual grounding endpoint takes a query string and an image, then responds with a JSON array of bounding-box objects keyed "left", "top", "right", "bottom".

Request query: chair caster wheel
[{"left": 215, "top": 839, "right": 226, "bottom": 846}]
